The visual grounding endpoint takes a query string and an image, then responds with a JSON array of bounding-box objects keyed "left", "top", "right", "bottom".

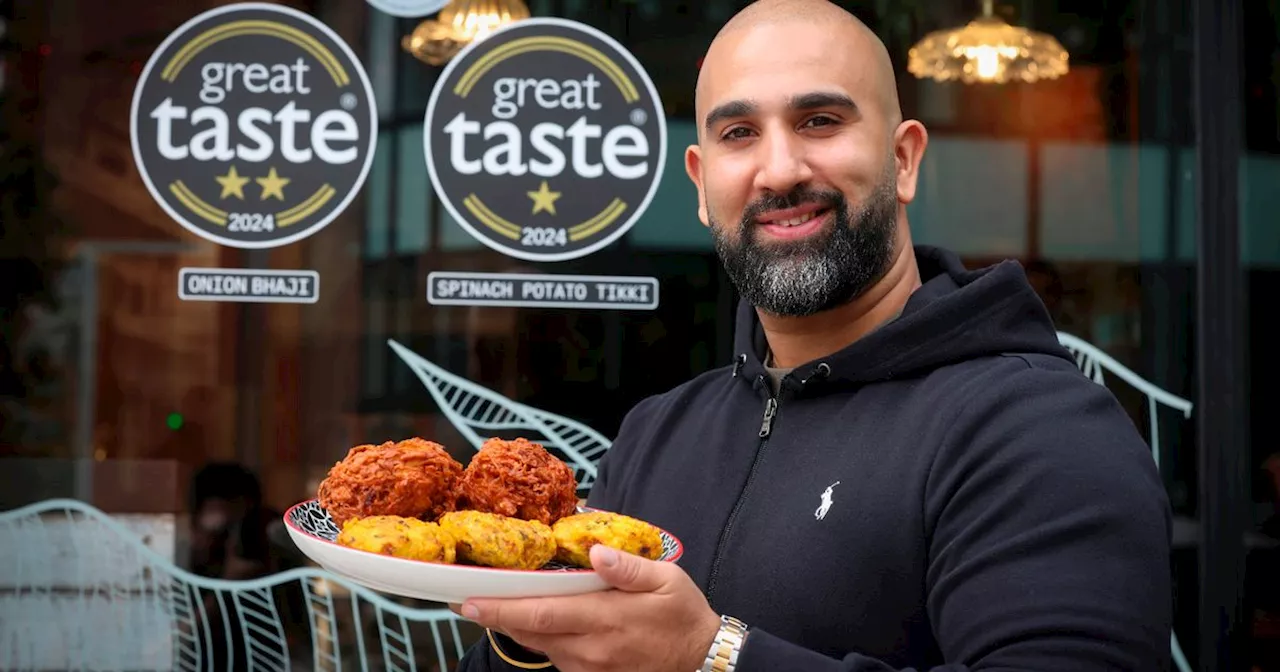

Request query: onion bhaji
[
  {"left": 456, "top": 438, "right": 579, "bottom": 526},
  {"left": 318, "top": 438, "right": 463, "bottom": 525},
  {"left": 552, "top": 511, "right": 665, "bottom": 568},
  {"left": 439, "top": 510, "right": 557, "bottom": 570},
  {"left": 336, "top": 515, "right": 456, "bottom": 563}
]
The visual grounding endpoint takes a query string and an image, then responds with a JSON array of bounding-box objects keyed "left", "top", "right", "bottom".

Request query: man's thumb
[{"left": 590, "top": 544, "right": 664, "bottom": 592}]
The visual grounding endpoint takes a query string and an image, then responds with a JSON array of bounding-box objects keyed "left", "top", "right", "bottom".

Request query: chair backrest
[
  {"left": 1, "top": 340, "right": 615, "bottom": 672},
  {"left": 0, "top": 498, "right": 474, "bottom": 672},
  {"left": 1056, "top": 331, "right": 1193, "bottom": 470},
  {"left": 1055, "top": 331, "right": 1194, "bottom": 672},
  {"left": 389, "top": 338, "right": 610, "bottom": 494}
]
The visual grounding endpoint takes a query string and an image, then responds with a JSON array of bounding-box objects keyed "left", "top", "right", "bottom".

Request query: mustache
[{"left": 740, "top": 186, "right": 846, "bottom": 226}]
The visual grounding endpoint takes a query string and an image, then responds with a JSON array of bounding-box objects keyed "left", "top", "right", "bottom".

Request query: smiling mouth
[{"left": 765, "top": 208, "right": 830, "bottom": 227}]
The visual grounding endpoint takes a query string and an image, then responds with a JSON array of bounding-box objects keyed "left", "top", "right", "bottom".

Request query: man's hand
[{"left": 456, "top": 545, "right": 722, "bottom": 672}]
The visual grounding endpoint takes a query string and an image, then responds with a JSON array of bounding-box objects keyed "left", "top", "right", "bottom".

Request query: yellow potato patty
[
  {"left": 336, "top": 515, "right": 456, "bottom": 563},
  {"left": 439, "top": 510, "right": 557, "bottom": 570},
  {"left": 551, "top": 511, "right": 664, "bottom": 568}
]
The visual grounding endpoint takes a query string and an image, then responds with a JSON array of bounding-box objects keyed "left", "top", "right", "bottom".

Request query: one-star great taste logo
[
  {"left": 131, "top": 3, "right": 376, "bottom": 249},
  {"left": 424, "top": 18, "right": 667, "bottom": 262}
]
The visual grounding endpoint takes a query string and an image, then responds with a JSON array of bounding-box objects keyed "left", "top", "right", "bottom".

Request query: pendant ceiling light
[
  {"left": 403, "top": 0, "right": 531, "bottom": 67},
  {"left": 907, "top": 0, "right": 1069, "bottom": 85}
]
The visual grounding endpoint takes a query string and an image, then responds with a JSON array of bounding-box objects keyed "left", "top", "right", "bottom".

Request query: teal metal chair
[
  {"left": 0, "top": 337, "right": 1197, "bottom": 671},
  {"left": 0, "top": 339, "right": 616, "bottom": 671},
  {"left": 387, "top": 338, "right": 610, "bottom": 496},
  {"left": 1057, "top": 331, "right": 1195, "bottom": 672},
  {"left": 0, "top": 497, "right": 477, "bottom": 671}
]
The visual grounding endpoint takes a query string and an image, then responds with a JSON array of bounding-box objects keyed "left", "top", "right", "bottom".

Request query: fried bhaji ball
[
  {"left": 552, "top": 511, "right": 665, "bottom": 568},
  {"left": 336, "top": 515, "right": 457, "bottom": 564},
  {"left": 438, "top": 510, "right": 556, "bottom": 570},
  {"left": 456, "top": 438, "right": 579, "bottom": 526},
  {"left": 318, "top": 438, "right": 463, "bottom": 525}
]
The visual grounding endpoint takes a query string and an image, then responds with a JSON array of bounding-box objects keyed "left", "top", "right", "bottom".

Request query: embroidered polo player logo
[{"left": 815, "top": 481, "right": 840, "bottom": 520}]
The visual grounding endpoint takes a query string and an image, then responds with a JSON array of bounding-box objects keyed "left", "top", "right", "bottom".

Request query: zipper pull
[{"left": 758, "top": 398, "right": 778, "bottom": 437}]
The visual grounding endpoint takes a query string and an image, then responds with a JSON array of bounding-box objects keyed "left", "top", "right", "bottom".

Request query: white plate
[{"left": 283, "top": 499, "right": 683, "bottom": 604}]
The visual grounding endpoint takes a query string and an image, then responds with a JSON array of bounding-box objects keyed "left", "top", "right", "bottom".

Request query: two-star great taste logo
[
  {"left": 424, "top": 18, "right": 667, "bottom": 262},
  {"left": 130, "top": 3, "right": 377, "bottom": 249}
]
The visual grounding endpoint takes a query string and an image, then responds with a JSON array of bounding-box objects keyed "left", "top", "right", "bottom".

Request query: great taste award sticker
[
  {"left": 131, "top": 3, "right": 377, "bottom": 249},
  {"left": 423, "top": 18, "right": 667, "bottom": 262}
]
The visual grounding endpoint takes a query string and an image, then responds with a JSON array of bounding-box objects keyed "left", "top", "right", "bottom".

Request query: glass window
[
  {"left": 1242, "top": 2, "right": 1280, "bottom": 669},
  {"left": 364, "top": 130, "right": 393, "bottom": 258},
  {"left": 4, "top": 0, "right": 1271, "bottom": 667}
]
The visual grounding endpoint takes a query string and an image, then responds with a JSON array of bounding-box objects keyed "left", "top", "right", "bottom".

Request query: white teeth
[{"left": 772, "top": 212, "right": 820, "bottom": 227}]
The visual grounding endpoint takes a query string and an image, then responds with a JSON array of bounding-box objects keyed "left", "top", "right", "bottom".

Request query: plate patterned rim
[{"left": 284, "top": 499, "right": 683, "bottom": 573}]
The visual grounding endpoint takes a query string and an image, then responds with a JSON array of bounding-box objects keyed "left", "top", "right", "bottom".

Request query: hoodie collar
[{"left": 730, "top": 245, "right": 1070, "bottom": 393}]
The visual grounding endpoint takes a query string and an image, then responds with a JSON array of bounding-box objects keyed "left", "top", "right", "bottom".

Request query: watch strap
[{"left": 701, "top": 615, "right": 749, "bottom": 672}]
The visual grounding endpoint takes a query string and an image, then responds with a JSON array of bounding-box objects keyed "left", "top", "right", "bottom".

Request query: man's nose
[{"left": 753, "top": 131, "right": 813, "bottom": 194}]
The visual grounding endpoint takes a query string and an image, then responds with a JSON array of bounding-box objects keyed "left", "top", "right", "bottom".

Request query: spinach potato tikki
[
  {"left": 336, "top": 515, "right": 457, "bottom": 564},
  {"left": 439, "top": 510, "right": 557, "bottom": 570},
  {"left": 552, "top": 511, "right": 664, "bottom": 568}
]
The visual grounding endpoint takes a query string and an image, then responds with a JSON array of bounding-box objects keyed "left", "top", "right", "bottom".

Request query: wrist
[{"left": 699, "top": 614, "right": 750, "bottom": 672}]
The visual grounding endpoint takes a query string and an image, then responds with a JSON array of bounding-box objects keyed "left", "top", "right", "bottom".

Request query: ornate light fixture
[
  {"left": 403, "top": 0, "right": 531, "bottom": 67},
  {"left": 907, "top": 0, "right": 1069, "bottom": 85}
]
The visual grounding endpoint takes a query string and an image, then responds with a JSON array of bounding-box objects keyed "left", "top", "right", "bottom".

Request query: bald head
[
  {"left": 696, "top": 0, "right": 902, "bottom": 137},
  {"left": 719, "top": 0, "right": 874, "bottom": 34},
  {"left": 681, "top": 0, "right": 930, "bottom": 318}
]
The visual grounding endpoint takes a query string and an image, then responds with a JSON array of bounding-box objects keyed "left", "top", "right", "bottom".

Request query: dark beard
[{"left": 710, "top": 172, "right": 899, "bottom": 317}]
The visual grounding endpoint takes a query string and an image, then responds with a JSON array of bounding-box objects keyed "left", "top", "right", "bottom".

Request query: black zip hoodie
[{"left": 457, "top": 245, "right": 1173, "bottom": 672}]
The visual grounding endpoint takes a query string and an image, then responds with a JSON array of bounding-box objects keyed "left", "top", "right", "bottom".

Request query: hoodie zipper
[
  {"left": 705, "top": 387, "right": 779, "bottom": 605},
  {"left": 758, "top": 398, "right": 778, "bottom": 436}
]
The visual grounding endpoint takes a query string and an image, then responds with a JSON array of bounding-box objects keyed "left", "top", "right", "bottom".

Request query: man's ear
[
  {"left": 893, "top": 120, "right": 928, "bottom": 204},
  {"left": 684, "top": 144, "right": 709, "bottom": 226}
]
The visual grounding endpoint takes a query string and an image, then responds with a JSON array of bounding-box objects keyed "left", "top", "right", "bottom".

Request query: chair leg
[{"left": 1172, "top": 630, "right": 1192, "bottom": 672}]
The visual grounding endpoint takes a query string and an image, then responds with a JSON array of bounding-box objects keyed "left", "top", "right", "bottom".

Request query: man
[
  {"left": 187, "top": 462, "right": 275, "bottom": 581},
  {"left": 454, "top": 0, "right": 1173, "bottom": 670}
]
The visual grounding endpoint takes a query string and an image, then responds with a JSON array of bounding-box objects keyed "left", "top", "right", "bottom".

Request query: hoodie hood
[{"left": 731, "top": 245, "right": 1073, "bottom": 390}]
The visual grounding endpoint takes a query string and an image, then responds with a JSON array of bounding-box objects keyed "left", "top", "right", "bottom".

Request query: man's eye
[
  {"left": 722, "top": 127, "right": 753, "bottom": 140},
  {"left": 803, "top": 116, "right": 837, "bottom": 128}
]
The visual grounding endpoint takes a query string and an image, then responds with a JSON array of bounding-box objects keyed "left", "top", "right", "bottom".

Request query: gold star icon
[
  {"left": 527, "top": 180, "right": 562, "bottom": 215},
  {"left": 215, "top": 165, "right": 250, "bottom": 200},
  {"left": 256, "top": 167, "right": 290, "bottom": 201}
]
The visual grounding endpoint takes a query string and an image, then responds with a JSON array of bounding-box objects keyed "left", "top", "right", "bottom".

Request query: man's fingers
[
  {"left": 590, "top": 545, "right": 667, "bottom": 593},
  {"left": 463, "top": 596, "right": 596, "bottom": 634}
]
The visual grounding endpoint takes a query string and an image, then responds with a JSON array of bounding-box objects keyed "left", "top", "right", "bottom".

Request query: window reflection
[{"left": 3, "top": 0, "right": 1279, "bottom": 667}]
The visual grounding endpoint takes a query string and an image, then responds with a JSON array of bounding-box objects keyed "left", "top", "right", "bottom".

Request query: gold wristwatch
[{"left": 700, "top": 615, "right": 749, "bottom": 672}]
